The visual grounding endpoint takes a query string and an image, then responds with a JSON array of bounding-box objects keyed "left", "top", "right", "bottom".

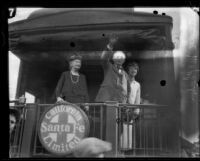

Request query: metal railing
[
  {"left": 9, "top": 102, "right": 180, "bottom": 157},
  {"left": 117, "top": 105, "right": 171, "bottom": 157}
]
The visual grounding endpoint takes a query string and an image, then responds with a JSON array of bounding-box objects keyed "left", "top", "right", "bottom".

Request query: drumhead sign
[{"left": 38, "top": 103, "right": 90, "bottom": 155}]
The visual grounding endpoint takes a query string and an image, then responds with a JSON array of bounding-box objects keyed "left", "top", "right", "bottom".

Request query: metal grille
[
  {"left": 10, "top": 103, "right": 180, "bottom": 157},
  {"left": 117, "top": 105, "right": 179, "bottom": 157}
]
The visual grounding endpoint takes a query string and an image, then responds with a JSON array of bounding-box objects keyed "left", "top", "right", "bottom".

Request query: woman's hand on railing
[
  {"left": 84, "top": 105, "right": 90, "bottom": 111},
  {"left": 134, "top": 108, "right": 140, "bottom": 115}
]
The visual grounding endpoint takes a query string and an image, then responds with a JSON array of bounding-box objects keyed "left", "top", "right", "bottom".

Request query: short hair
[
  {"left": 112, "top": 51, "right": 126, "bottom": 60},
  {"left": 127, "top": 62, "right": 139, "bottom": 72}
]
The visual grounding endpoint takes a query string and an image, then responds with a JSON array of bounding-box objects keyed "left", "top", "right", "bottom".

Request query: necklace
[{"left": 70, "top": 72, "right": 79, "bottom": 84}]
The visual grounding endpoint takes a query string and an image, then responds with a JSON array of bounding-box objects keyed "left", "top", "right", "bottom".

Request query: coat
[
  {"left": 95, "top": 49, "right": 129, "bottom": 103},
  {"left": 55, "top": 71, "right": 89, "bottom": 103}
]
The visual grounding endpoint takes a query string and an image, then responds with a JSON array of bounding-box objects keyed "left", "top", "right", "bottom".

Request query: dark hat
[{"left": 68, "top": 53, "right": 82, "bottom": 62}]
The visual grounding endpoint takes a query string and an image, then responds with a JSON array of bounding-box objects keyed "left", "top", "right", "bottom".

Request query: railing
[
  {"left": 9, "top": 102, "right": 181, "bottom": 157},
  {"left": 118, "top": 105, "right": 174, "bottom": 157}
]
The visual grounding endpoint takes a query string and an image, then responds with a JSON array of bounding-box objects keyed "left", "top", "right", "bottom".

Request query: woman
[
  {"left": 55, "top": 53, "right": 89, "bottom": 108},
  {"left": 121, "top": 62, "right": 141, "bottom": 150}
]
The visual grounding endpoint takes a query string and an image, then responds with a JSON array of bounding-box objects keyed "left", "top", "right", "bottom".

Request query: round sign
[{"left": 38, "top": 103, "right": 90, "bottom": 156}]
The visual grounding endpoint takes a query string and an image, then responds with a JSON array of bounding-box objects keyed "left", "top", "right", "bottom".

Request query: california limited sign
[{"left": 38, "top": 103, "right": 90, "bottom": 155}]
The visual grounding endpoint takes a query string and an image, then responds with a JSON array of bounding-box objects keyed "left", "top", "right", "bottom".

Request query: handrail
[{"left": 9, "top": 102, "right": 168, "bottom": 109}]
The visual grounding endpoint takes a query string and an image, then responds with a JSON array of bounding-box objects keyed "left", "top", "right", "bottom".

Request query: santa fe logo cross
[{"left": 39, "top": 104, "right": 87, "bottom": 155}]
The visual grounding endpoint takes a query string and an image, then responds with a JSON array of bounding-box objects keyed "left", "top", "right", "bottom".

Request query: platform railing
[
  {"left": 9, "top": 102, "right": 180, "bottom": 157},
  {"left": 118, "top": 105, "right": 167, "bottom": 157}
]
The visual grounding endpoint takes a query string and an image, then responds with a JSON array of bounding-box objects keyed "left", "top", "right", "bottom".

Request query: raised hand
[
  {"left": 109, "top": 33, "right": 118, "bottom": 45},
  {"left": 107, "top": 34, "right": 118, "bottom": 49}
]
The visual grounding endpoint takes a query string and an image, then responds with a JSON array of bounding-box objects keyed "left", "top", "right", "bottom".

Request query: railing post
[
  {"left": 104, "top": 101, "right": 119, "bottom": 156},
  {"left": 115, "top": 107, "right": 118, "bottom": 157},
  {"left": 18, "top": 105, "right": 26, "bottom": 157},
  {"left": 19, "top": 104, "right": 38, "bottom": 157},
  {"left": 100, "top": 105, "right": 104, "bottom": 140}
]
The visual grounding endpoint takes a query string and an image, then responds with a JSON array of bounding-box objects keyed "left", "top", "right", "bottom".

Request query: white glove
[
  {"left": 84, "top": 105, "right": 89, "bottom": 111},
  {"left": 134, "top": 108, "right": 140, "bottom": 115},
  {"left": 56, "top": 97, "right": 65, "bottom": 103}
]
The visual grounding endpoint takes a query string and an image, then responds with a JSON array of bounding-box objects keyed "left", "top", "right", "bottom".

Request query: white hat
[{"left": 112, "top": 51, "right": 126, "bottom": 60}]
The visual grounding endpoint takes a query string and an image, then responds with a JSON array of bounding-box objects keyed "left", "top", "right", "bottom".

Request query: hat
[{"left": 68, "top": 53, "right": 82, "bottom": 62}]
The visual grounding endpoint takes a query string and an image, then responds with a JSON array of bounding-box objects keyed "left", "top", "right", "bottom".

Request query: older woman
[{"left": 55, "top": 53, "right": 89, "bottom": 106}]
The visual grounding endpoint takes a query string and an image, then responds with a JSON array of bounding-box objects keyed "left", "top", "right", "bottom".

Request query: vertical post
[
  {"left": 20, "top": 104, "right": 37, "bottom": 157},
  {"left": 105, "top": 105, "right": 118, "bottom": 156},
  {"left": 118, "top": 106, "right": 122, "bottom": 156},
  {"left": 127, "top": 112, "right": 130, "bottom": 150},
  {"left": 144, "top": 112, "right": 146, "bottom": 156},
  {"left": 152, "top": 121, "right": 155, "bottom": 156},
  {"left": 139, "top": 110, "right": 142, "bottom": 152},
  {"left": 93, "top": 105, "right": 96, "bottom": 136},
  {"left": 18, "top": 106, "right": 26, "bottom": 156},
  {"left": 100, "top": 105, "right": 103, "bottom": 140},
  {"left": 115, "top": 107, "right": 119, "bottom": 157},
  {"left": 32, "top": 103, "right": 40, "bottom": 155},
  {"left": 133, "top": 120, "right": 136, "bottom": 156}
]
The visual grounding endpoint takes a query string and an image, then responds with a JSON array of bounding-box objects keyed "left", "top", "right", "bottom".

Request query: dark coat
[
  {"left": 95, "top": 50, "right": 129, "bottom": 103},
  {"left": 55, "top": 71, "right": 89, "bottom": 103}
]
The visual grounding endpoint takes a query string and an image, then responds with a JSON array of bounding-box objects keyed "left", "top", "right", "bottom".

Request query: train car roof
[
  {"left": 9, "top": 8, "right": 173, "bottom": 32},
  {"left": 9, "top": 8, "right": 174, "bottom": 61}
]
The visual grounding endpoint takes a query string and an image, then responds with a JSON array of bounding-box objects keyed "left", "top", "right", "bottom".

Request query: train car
[{"left": 9, "top": 8, "right": 181, "bottom": 157}]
